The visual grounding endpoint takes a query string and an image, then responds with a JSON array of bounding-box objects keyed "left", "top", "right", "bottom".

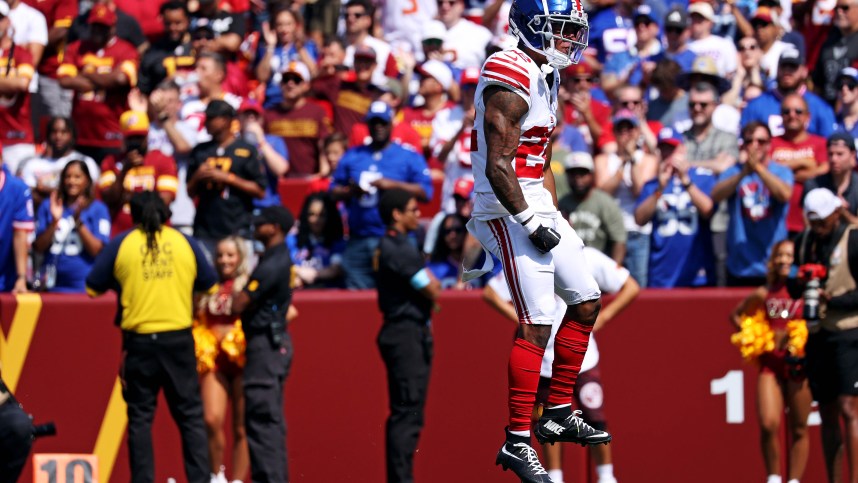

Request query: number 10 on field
[
  {"left": 33, "top": 454, "right": 99, "bottom": 483},
  {"left": 710, "top": 370, "right": 821, "bottom": 425}
]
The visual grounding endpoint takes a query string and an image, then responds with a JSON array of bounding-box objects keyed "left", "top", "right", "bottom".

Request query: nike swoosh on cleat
[{"left": 501, "top": 445, "right": 524, "bottom": 461}]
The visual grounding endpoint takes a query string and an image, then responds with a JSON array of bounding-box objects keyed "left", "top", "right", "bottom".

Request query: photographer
[
  {"left": 794, "top": 187, "right": 858, "bottom": 483},
  {"left": 98, "top": 111, "right": 179, "bottom": 238},
  {"left": 0, "top": 373, "right": 34, "bottom": 482}
]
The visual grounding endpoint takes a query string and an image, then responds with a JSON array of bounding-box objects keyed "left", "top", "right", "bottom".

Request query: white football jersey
[{"left": 471, "top": 48, "right": 559, "bottom": 221}]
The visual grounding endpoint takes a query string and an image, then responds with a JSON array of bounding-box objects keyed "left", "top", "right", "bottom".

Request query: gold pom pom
[
  {"left": 221, "top": 320, "right": 246, "bottom": 368},
  {"left": 193, "top": 322, "right": 218, "bottom": 374},
  {"left": 731, "top": 311, "right": 775, "bottom": 363},
  {"left": 786, "top": 319, "right": 808, "bottom": 357}
]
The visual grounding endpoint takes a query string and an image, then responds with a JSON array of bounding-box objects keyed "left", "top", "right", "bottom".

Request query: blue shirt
[
  {"left": 286, "top": 233, "right": 347, "bottom": 288},
  {"left": 834, "top": 115, "right": 858, "bottom": 140},
  {"left": 0, "top": 167, "right": 34, "bottom": 291},
  {"left": 588, "top": 7, "right": 633, "bottom": 63},
  {"left": 331, "top": 143, "right": 433, "bottom": 238},
  {"left": 653, "top": 49, "right": 696, "bottom": 73},
  {"left": 256, "top": 41, "right": 319, "bottom": 109},
  {"left": 253, "top": 134, "right": 288, "bottom": 208},
  {"left": 720, "top": 162, "right": 794, "bottom": 278},
  {"left": 636, "top": 168, "right": 717, "bottom": 288},
  {"left": 741, "top": 90, "right": 837, "bottom": 138},
  {"left": 36, "top": 200, "right": 111, "bottom": 293}
]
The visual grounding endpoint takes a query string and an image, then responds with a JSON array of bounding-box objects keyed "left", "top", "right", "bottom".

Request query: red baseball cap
[
  {"left": 453, "top": 178, "right": 475, "bottom": 199},
  {"left": 239, "top": 99, "right": 264, "bottom": 116},
  {"left": 461, "top": 66, "right": 480, "bottom": 86},
  {"left": 88, "top": 4, "right": 117, "bottom": 26}
]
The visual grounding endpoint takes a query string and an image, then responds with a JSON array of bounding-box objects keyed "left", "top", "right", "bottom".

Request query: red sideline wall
[{"left": 1, "top": 290, "right": 833, "bottom": 482}]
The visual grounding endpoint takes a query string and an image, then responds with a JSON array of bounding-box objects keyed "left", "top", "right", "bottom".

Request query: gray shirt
[
  {"left": 559, "top": 188, "right": 628, "bottom": 254},
  {"left": 685, "top": 126, "right": 739, "bottom": 233}
]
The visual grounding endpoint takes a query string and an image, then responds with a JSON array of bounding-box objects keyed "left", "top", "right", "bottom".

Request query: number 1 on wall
[{"left": 710, "top": 370, "right": 744, "bottom": 424}]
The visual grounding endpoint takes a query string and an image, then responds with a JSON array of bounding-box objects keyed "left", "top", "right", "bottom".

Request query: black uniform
[
  {"left": 375, "top": 230, "right": 433, "bottom": 483},
  {"left": 0, "top": 378, "right": 33, "bottom": 483},
  {"left": 241, "top": 243, "right": 294, "bottom": 482}
]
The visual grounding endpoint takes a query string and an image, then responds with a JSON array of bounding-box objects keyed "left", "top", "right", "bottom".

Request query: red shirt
[
  {"left": 564, "top": 98, "right": 611, "bottom": 147},
  {"left": 114, "top": 0, "right": 167, "bottom": 40},
  {"left": 311, "top": 75, "right": 381, "bottom": 136},
  {"left": 264, "top": 101, "right": 333, "bottom": 177},
  {"left": 58, "top": 38, "right": 139, "bottom": 149},
  {"left": 98, "top": 151, "right": 178, "bottom": 236},
  {"left": 201, "top": 278, "right": 241, "bottom": 326},
  {"left": 399, "top": 102, "right": 454, "bottom": 155},
  {"left": 23, "top": 0, "right": 77, "bottom": 77},
  {"left": 764, "top": 281, "right": 803, "bottom": 330},
  {"left": 348, "top": 121, "right": 423, "bottom": 153},
  {"left": 770, "top": 134, "right": 828, "bottom": 232},
  {"left": 0, "top": 48, "right": 34, "bottom": 145}
]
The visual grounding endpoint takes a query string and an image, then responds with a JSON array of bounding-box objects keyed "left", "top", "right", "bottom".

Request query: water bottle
[{"left": 803, "top": 278, "right": 821, "bottom": 329}]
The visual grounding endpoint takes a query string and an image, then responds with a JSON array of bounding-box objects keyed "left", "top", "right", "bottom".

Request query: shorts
[
  {"left": 759, "top": 349, "right": 806, "bottom": 382},
  {"left": 536, "top": 366, "right": 607, "bottom": 427},
  {"left": 468, "top": 213, "right": 601, "bottom": 325},
  {"left": 805, "top": 330, "right": 858, "bottom": 405}
]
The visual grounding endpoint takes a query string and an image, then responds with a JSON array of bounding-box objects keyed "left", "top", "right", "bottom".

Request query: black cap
[
  {"left": 253, "top": 205, "right": 294, "bottom": 232},
  {"left": 778, "top": 48, "right": 804, "bottom": 67},
  {"left": 664, "top": 6, "right": 688, "bottom": 29},
  {"left": 205, "top": 100, "right": 236, "bottom": 119},
  {"left": 828, "top": 131, "right": 857, "bottom": 150}
]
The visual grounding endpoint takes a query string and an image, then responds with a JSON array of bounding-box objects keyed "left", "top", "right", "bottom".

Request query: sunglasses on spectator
[
  {"left": 344, "top": 11, "right": 367, "bottom": 19},
  {"left": 444, "top": 226, "right": 465, "bottom": 234},
  {"left": 620, "top": 100, "right": 641, "bottom": 108},
  {"left": 835, "top": 4, "right": 853, "bottom": 12},
  {"left": 571, "top": 77, "right": 592, "bottom": 84},
  {"left": 738, "top": 44, "right": 758, "bottom": 52},
  {"left": 743, "top": 137, "right": 771, "bottom": 145},
  {"left": 690, "top": 101, "right": 714, "bottom": 109},
  {"left": 751, "top": 20, "right": 772, "bottom": 29},
  {"left": 634, "top": 19, "right": 653, "bottom": 27},
  {"left": 281, "top": 75, "right": 303, "bottom": 85},
  {"left": 437, "top": 0, "right": 458, "bottom": 5},
  {"left": 838, "top": 80, "right": 858, "bottom": 90},
  {"left": 665, "top": 27, "right": 684, "bottom": 35},
  {"left": 422, "top": 39, "right": 443, "bottom": 47},
  {"left": 781, "top": 107, "right": 805, "bottom": 115}
]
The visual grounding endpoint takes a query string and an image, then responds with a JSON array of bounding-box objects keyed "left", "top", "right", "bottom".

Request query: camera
[{"left": 798, "top": 263, "right": 828, "bottom": 324}]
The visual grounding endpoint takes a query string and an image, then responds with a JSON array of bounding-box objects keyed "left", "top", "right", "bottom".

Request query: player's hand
[{"left": 522, "top": 216, "right": 561, "bottom": 253}]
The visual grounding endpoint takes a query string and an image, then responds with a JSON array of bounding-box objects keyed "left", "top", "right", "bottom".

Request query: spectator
[
  {"left": 146, "top": 80, "right": 197, "bottom": 158},
  {"left": 661, "top": 7, "right": 696, "bottom": 72},
  {"left": 813, "top": 0, "right": 858, "bottom": 104},
  {"left": 187, "top": 100, "right": 265, "bottom": 255},
  {"left": 437, "top": 0, "right": 492, "bottom": 70},
  {"left": 602, "top": 85, "right": 659, "bottom": 155},
  {"left": 58, "top": 4, "right": 139, "bottom": 163},
  {"left": 194, "top": 235, "right": 250, "bottom": 483},
  {"left": 190, "top": 0, "right": 245, "bottom": 56},
  {"left": 422, "top": 177, "right": 474, "bottom": 256},
  {"left": 312, "top": 44, "right": 382, "bottom": 136},
  {"left": 595, "top": 110, "right": 658, "bottom": 286},
  {"left": 16, "top": 116, "right": 100, "bottom": 209},
  {"left": 427, "top": 213, "right": 475, "bottom": 289},
  {"left": 741, "top": 48, "right": 836, "bottom": 138},
  {"left": 29, "top": 0, "right": 76, "bottom": 119},
  {"left": 85, "top": 192, "right": 215, "bottom": 483},
  {"left": 559, "top": 152, "right": 627, "bottom": 265},
  {"left": 682, "top": 81, "right": 739, "bottom": 175},
  {"left": 99, "top": 111, "right": 178, "bottom": 238},
  {"left": 330, "top": 101, "right": 432, "bottom": 289},
  {"left": 307, "top": 132, "right": 349, "bottom": 193},
  {"left": 635, "top": 128, "right": 717, "bottom": 288},
  {"left": 68, "top": 0, "right": 146, "bottom": 52},
  {"left": 724, "top": 36, "right": 768, "bottom": 110},
  {"left": 677, "top": 55, "right": 739, "bottom": 134},
  {"left": 33, "top": 160, "right": 109, "bottom": 292},
  {"left": 752, "top": 7, "right": 791, "bottom": 79},
  {"left": 191, "top": 22, "right": 248, "bottom": 98},
  {"left": 348, "top": 81, "right": 424, "bottom": 152},
  {"left": 289, "top": 192, "right": 346, "bottom": 289},
  {"left": 342, "top": 0, "right": 398, "bottom": 86},
  {"left": 835, "top": 67, "right": 858, "bottom": 139},
  {"left": 602, "top": 5, "right": 662, "bottom": 94},
  {"left": 317, "top": 36, "right": 347, "bottom": 79},
  {"left": 139, "top": 2, "right": 195, "bottom": 96},
  {"left": 237, "top": 99, "right": 289, "bottom": 208},
  {"left": 255, "top": 6, "right": 318, "bottom": 109},
  {"left": 419, "top": 20, "right": 449, "bottom": 67},
  {"left": 180, "top": 52, "right": 241, "bottom": 142},
  {"left": 560, "top": 61, "right": 609, "bottom": 151},
  {"left": 6, "top": 0, "right": 47, "bottom": 69},
  {"left": 382, "top": 0, "right": 439, "bottom": 59},
  {"left": 770, "top": 93, "right": 829, "bottom": 238},
  {"left": 647, "top": 59, "right": 690, "bottom": 132},
  {"left": 403, "top": 59, "right": 454, "bottom": 159},
  {"left": 712, "top": 121, "right": 793, "bottom": 286},
  {"left": 588, "top": 0, "right": 634, "bottom": 63},
  {"left": 0, "top": 4, "right": 34, "bottom": 174},
  {"left": 805, "top": 132, "right": 858, "bottom": 225},
  {"left": 431, "top": 66, "right": 478, "bottom": 212},
  {"left": 0, "top": 154, "right": 34, "bottom": 293},
  {"left": 688, "top": 2, "right": 738, "bottom": 78},
  {"left": 264, "top": 61, "right": 332, "bottom": 178}
]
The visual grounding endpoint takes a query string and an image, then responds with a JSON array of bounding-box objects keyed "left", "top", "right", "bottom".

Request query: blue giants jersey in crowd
[
  {"left": 588, "top": 7, "right": 633, "bottom": 63},
  {"left": 740, "top": 90, "right": 836, "bottom": 138},
  {"left": 720, "top": 162, "right": 793, "bottom": 278},
  {"left": 637, "top": 169, "right": 717, "bottom": 288},
  {"left": 0, "top": 167, "right": 34, "bottom": 291},
  {"left": 331, "top": 143, "right": 433, "bottom": 238}
]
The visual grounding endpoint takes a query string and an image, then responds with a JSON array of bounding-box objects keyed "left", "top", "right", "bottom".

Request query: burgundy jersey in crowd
[
  {"left": 0, "top": 47, "right": 35, "bottom": 145},
  {"left": 264, "top": 101, "right": 332, "bottom": 177},
  {"left": 58, "top": 38, "right": 139, "bottom": 149},
  {"left": 24, "top": 0, "right": 77, "bottom": 77},
  {"left": 312, "top": 75, "right": 381, "bottom": 136},
  {"left": 770, "top": 134, "right": 827, "bottom": 233},
  {"left": 399, "top": 101, "right": 455, "bottom": 151}
]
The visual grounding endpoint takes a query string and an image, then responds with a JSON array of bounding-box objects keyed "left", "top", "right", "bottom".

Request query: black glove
[{"left": 528, "top": 224, "right": 561, "bottom": 253}]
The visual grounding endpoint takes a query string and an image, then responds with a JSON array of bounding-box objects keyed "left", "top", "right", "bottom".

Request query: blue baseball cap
[
  {"left": 365, "top": 101, "right": 393, "bottom": 123},
  {"left": 633, "top": 5, "right": 657, "bottom": 23},
  {"left": 657, "top": 126, "right": 683, "bottom": 147},
  {"left": 838, "top": 67, "right": 858, "bottom": 83}
]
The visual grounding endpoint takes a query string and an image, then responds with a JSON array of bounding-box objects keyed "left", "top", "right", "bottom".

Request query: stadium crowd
[{"left": 2, "top": 0, "right": 858, "bottom": 480}]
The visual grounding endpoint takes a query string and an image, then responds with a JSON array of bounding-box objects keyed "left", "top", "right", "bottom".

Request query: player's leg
[
  {"left": 785, "top": 376, "right": 812, "bottom": 482},
  {"left": 474, "top": 218, "right": 555, "bottom": 482},
  {"left": 757, "top": 370, "right": 784, "bottom": 480}
]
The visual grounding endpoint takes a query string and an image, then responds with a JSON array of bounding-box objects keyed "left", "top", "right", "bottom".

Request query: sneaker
[
  {"left": 495, "top": 429, "right": 553, "bottom": 483},
  {"left": 535, "top": 408, "right": 612, "bottom": 446}
]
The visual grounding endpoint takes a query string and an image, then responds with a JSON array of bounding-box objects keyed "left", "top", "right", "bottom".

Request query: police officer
[
  {"left": 231, "top": 205, "right": 294, "bottom": 482},
  {"left": 0, "top": 372, "right": 34, "bottom": 483},
  {"left": 794, "top": 187, "right": 858, "bottom": 482},
  {"left": 375, "top": 189, "right": 441, "bottom": 483},
  {"left": 86, "top": 192, "right": 216, "bottom": 483}
]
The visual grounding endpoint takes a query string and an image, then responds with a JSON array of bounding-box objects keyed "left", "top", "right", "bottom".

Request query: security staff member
[
  {"left": 0, "top": 371, "right": 33, "bottom": 483},
  {"left": 230, "top": 205, "right": 294, "bottom": 482},
  {"left": 794, "top": 187, "right": 858, "bottom": 483},
  {"left": 375, "top": 189, "right": 441, "bottom": 483},
  {"left": 85, "top": 192, "right": 216, "bottom": 483}
]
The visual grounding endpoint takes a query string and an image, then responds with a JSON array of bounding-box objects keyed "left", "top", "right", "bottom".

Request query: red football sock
[
  {"left": 508, "top": 338, "right": 545, "bottom": 432},
  {"left": 547, "top": 320, "right": 593, "bottom": 408}
]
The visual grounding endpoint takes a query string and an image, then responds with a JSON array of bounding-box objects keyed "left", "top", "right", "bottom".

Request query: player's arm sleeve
[
  {"left": 481, "top": 52, "right": 532, "bottom": 107},
  {"left": 186, "top": 235, "right": 218, "bottom": 293},
  {"left": 85, "top": 235, "right": 123, "bottom": 296}
]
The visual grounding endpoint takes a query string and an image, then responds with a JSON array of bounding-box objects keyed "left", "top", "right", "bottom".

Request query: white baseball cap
[
  {"left": 804, "top": 188, "right": 842, "bottom": 221},
  {"left": 688, "top": 2, "right": 716, "bottom": 22},
  {"left": 563, "top": 152, "right": 594, "bottom": 171},
  {"left": 422, "top": 20, "right": 447, "bottom": 42},
  {"left": 418, "top": 59, "right": 453, "bottom": 92}
]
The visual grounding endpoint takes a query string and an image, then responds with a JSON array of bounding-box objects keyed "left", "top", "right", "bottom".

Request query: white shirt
[
  {"left": 382, "top": 0, "right": 438, "bottom": 59},
  {"left": 443, "top": 18, "right": 493, "bottom": 69},
  {"left": 759, "top": 40, "right": 790, "bottom": 79},
  {"left": 344, "top": 35, "right": 396, "bottom": 87},
  {"left": 689, "top": 34, "right": 738, "bottom": 77},
  {"left": 179, "top": 93, "right": 242, "bottom": 144},
  {"left": 431, "top": 104, "right": 474, "bottom": 213},
  {"left": 9, "top": 2, "right": 46, "bottom": 92},
  {"left": 16, "top": 151, "right": 100, "bottom": 190}
]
